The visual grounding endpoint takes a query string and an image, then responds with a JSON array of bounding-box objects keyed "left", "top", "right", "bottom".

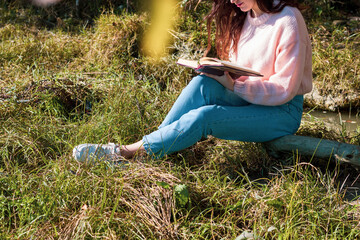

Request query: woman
[{"left": 72, "top": 0, "right": 312, "bottom": 162}]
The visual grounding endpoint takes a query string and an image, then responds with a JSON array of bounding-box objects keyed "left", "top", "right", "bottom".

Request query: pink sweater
[{"left": 230, "top": 6, "right": 312, "bottom": 106}]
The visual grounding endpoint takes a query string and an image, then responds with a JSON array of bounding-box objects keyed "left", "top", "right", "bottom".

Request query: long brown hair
[{"left": 204, "top": 0, "right": 302, "bottom": 60}]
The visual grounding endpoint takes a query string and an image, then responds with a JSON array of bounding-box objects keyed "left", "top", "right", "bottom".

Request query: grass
[
  {"left": 311, "top": 24, "right": 360, "bottom": 100},
  {"left": 1, "top": 0, "right": 360, "bottom": 239}
]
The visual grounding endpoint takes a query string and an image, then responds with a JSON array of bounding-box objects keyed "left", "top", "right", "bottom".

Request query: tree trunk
[{"left": 263, "top": 135, "right": 360, "bottom": 166}]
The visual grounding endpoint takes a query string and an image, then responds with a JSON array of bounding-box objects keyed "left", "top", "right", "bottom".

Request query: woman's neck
[{"left": 251, "top": 5, "right": 263, "bottom": 18}]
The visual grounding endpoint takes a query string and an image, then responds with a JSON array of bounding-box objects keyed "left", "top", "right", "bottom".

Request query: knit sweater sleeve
[{"left": 233, "top": 13, "right": 309, "bottom": 106}]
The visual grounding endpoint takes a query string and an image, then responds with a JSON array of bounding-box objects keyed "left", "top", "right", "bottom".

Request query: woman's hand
[{"left": 201, "top": 71, "right": 235, "bottom": 91}]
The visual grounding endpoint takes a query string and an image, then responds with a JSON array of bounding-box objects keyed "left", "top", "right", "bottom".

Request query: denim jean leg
[
  {"left": 143, "top": 96, "right": 303, "bottom": 158},
  {"left": 159, "top": 75, "right": 249, "bottom": 129}
]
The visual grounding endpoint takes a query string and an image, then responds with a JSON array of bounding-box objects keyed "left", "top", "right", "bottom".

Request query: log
[{"left": 263, "top": 135, "right": 360, "bottom": 166}]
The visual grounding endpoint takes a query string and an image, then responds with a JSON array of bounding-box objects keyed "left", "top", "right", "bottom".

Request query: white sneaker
[{"left": 72, "top": 143, "right": 122, "bottom": 164}]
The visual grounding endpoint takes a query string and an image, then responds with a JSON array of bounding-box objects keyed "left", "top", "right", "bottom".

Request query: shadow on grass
[{"left": 0, "top": 0, "right": 148, "bottom": 32}]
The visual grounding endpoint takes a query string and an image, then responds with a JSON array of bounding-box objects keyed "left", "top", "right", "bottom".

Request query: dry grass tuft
[
  {"left": 79, "top": 13, "right": 147, "bottom": 68},
  {"left": 117, "top": 164, "right": 181, "bottom": 239}
]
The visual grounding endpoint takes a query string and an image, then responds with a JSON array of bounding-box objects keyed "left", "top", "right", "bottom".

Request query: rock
[
  {"left": 267, "top": 226, "right": 277, "bottom": 232},
  {"left": 304, "top": 86, "right": 359, "bottom": 111},
  {"left": 235, "top": 231, "right": 261, "bottom": 240},
  {"left": 333, "top": 20, "right": 347, "bottom": 26},
  {"left": 349, "top": 16, "right": 360, "bottom": 22}
]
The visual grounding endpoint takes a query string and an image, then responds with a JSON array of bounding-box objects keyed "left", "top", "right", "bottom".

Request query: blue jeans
[{"left": 142, "top": 75, "right": 303, "bottom": 158}]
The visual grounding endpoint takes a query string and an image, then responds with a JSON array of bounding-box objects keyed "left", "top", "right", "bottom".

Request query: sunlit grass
[{"left": 311, "top": 26, "right": 360, "bottom": 95}]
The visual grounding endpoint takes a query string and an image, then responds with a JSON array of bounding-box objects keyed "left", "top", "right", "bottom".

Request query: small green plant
[{"left": 174, "top": 184, "right": 190, "bottom": 208}]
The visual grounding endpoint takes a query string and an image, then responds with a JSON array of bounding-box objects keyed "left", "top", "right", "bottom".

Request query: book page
[
  {"left": 199, "top": 57, "right": 222, "bottom": 66},
  {"left": 176, "top": 59, "right": 199, "bottom": 69},
  {"left": 177, "top": 57, "right": 263, "bottom": 77}
]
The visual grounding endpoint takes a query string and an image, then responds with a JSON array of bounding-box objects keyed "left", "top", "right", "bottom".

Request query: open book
[{"left": 177, "top": 57, "right": 263, "bottom": 78}]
